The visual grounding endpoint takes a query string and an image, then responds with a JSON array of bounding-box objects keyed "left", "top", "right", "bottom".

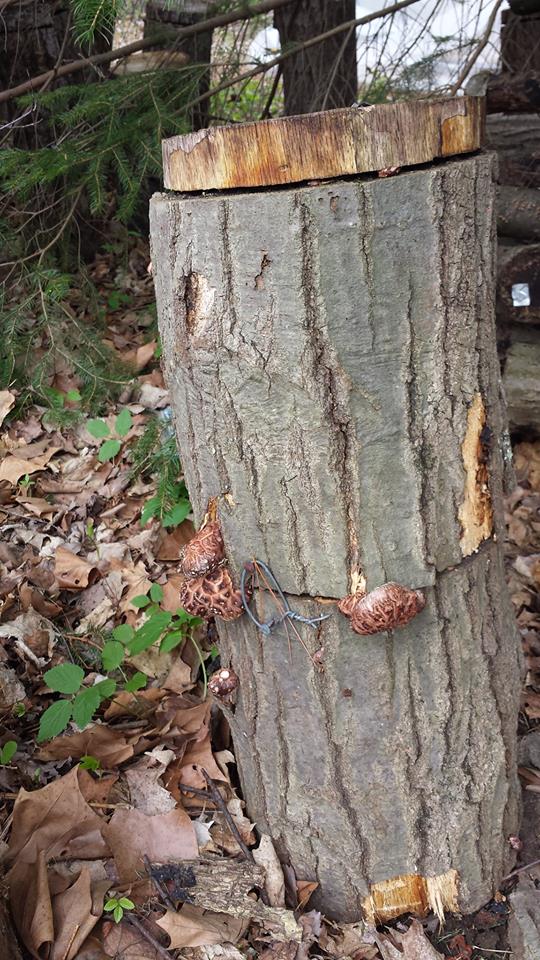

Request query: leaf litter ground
[{"left": 0, "top": 243, "right": 539, "bottom": 960}]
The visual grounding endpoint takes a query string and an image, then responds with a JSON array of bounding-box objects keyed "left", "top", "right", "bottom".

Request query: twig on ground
[
  {"left": 144, "top": 855, "right": 176, "bottom": 911},
  {"left": 201, "top": 769, "right": 253, "bottom": 862},
  {"left": 123, "top": 913, "right": 172, "bottom": 960}
]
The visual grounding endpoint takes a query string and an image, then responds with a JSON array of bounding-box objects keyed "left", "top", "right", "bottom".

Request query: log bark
[
  {"left": 502, "top": 325, "right": 540, "bottom": 430},
  {"left": 498, "top": 186, "right": 540, "bottom": 241},
  {"left": 486, "top": 71, "right": 540, "bottom": 113},
  {"left": 0, "top": 0, "right": 111, "bottom": 147},
  {"left": 151, "top": 150, "right": 521, "bottom": 921},
  {"left": 274, "top": 0, "right": 357, "bottom": 115},
  {"left": 501, "top": 8, "right": 540, "bottom": 73},
  {"left": 497, "top": 243, "right": 540, "bottom": 325},
  {"left": 486, "top": 113, "right": 540, "bottom": 188},
  {"left": 143, "top": 1, "right": 213, "bottom": 130}
]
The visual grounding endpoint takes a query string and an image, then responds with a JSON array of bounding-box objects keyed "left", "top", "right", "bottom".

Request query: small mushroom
[
  {"left": 209, "top": 667, "right": 239, "bottom": 699},
  {"left": 180, "top": 566, "right": 246, "bottom": 622},
  {"left": 338, "top": 582, "right": 425, "bottom": 635},
  {"left": 179, "top": 520, "right": 225, "bottom": 578}
]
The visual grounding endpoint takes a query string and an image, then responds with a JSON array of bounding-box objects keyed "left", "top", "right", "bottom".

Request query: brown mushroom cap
[
  {"left": 339, "top": 581, "right": 426, "bottom": 635},
  {"left": 180, "top": 565, "right": 245, "bottom": 621},
  {"left": 179, "top": 520, "right": 225, "bottom": 579}
]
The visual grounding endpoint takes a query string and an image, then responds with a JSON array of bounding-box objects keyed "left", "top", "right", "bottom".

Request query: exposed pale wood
[
  {"left": 498, "top": 186, "right": 540, "bottom": 241},
  {"left": 151, "top": 152, "right": 521, "bottom": 920},
  {"left": 162, "top": 96, "right": 484, "bottom": 191},
  {"left": 497, "top": 243, "right": 540, "bottom": 325}
]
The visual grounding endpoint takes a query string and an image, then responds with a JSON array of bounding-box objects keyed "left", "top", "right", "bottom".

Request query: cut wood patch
[
  {"left": 458, "top": 393, "right": 494, "bottom": 557},
  {"left": 162, "top": 97, "right": 484, "bottom": 192},
  {"left": 362, "top": 869, "right": 459, "bottom": 923}
]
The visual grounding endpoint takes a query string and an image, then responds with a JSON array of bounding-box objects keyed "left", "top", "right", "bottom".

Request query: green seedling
[
  {"left": 0, "top": 741, "right": 17, "bottom": 765},
  {"left": 104, "top": 895, "right": 135, "bottom": 924},
  {"left": 87, "top": 408, "right": 132, "bottom": 462}
]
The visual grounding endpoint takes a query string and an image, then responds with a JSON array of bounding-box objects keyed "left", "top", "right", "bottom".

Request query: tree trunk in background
[
  {"left": 151, "top": 141, "right": 521, "bottom": 920},
  {"left": 0, "top": 0, "right": 111, "bottom": 148},
  {"left": 274, "top": 0, "right": 357, "bottom": 114},
  {"left": 143, "top": 1, "right": 212, "bottom": 130}
]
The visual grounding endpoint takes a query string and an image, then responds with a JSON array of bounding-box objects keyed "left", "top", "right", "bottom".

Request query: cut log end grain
[{"left": 162, "top": 96, "right": 484, "bottom": 192}]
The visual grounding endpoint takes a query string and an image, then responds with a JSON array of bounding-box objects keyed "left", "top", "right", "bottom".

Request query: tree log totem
[{"left": 150, "top": 99, "right": 522, "bottom": 922}]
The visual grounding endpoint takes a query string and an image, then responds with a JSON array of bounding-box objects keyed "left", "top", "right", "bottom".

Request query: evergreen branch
[{"left": 0, "top": 0, "right": 296, "bottom": 105}]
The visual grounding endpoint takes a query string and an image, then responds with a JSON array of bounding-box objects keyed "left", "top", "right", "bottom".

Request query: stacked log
[{"left": 481, "top": 2, "right": 540, "bottom": 433}]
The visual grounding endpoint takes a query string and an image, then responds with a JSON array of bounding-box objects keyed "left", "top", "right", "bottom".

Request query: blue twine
[{"left": 240, "top": 559, "right": 331, "bottom": 636}]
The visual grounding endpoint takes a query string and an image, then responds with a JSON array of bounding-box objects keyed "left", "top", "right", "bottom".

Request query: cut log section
[
  {"left": 151, "top": 138, "right": 521, "bottom": 920},
  {"left": 487, "top": 71, "right": 540, "bottom": 113},
  {"left": 487, "top": 113, "right": 540, "bottom": 188},
  {"left": 498, "top": 186, "right": 540, "bottom": 241},
  {"left": 162, "top": 96, "right": 484, "bottom": 191},
  {"left": 498, "top": 243, "right": 540, "bottom": 325},
  {"left": 502, "top": 325, "right": 540, "bottom": 430}
]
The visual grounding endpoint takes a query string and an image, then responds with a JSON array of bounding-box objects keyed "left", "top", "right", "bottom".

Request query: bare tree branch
[
  {"left": 183, "top": 0, "right": 423, "bottom": 116},
  {"left": 450, "top": 0, "right": 503, "bottom": 95}
]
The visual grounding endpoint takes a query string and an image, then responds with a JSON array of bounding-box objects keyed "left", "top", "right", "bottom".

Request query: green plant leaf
[
  {"left": 115, "top": 408, "right": 132, "bottom": 437},
  {"left": 112, "top": 623, "right": 134, "bottom": 643},
  {"left": 113, "top": 905, "right": 123, "bottom": 923},
  {"left": 44, "top": 663, "right": 84, "bottom": 694},
  {"left": 87, "top": 418, "right": 110, "bottom": 439},
  {"left": 124, "top": 672, "right": 147, "bottom": 692},
  {"left": 37, "top": 700, "right": 73, "bottom": 742},
  {"left": 128, "top": 611, "right": 173, "bottom": 655},
  {"left": 79, "top": 754, "right": 100, "bottom": 771},
  {"left": 140, "top": 496, "right": 160, "bottom": 527},
  {"left": 98, "top": 438, "right": 121, "bottom": 462},
  {"left": 118, "top": 898, "right": 134, "bottom": 910},
  {"left": 104, "top": 899, "right": 117, "bottom": 912},
  {"left": 162, "top": 500, "right": 191, "bottom": 528},
  {"left": 131, "top": 594, "right": 150, "bottom": 609},
  {"left": 94, "top": 678, "right": 116, "bottom": 698},
  {"left": 72, "top": 686, "right": 101, "bottom": 729},
  {"left": 101, "top": 640, "right": 125, "bottom": 671},
  {"left": 0, "top": 741, "right": 17, "bottom": 764},
  {"left": 160, "top": 631, "right": 186, "bottom": 654},
  {"left": 66, "top": 389, "right": 81, "bottom": 402},
  {"left": 149, "top": 583, "right": 163, "bottom": 603}
]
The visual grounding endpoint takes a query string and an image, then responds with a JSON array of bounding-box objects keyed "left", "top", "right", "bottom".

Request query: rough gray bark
[
  {"left": 498, "top": 186, "right": 540, "bottom": 241},
  {"left": 150, "top": 153, "right": 521, "bottom": 921},
  {"left": 274, "top": 0, "right": 357, "bottom": 114}
]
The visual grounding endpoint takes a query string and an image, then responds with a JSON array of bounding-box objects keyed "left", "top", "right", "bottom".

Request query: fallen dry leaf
[
  {"left": 50, "top": 867, "right": 109, "bottom": 960},
  {"left": 0, "top": 389, "right": 15, "bottom": 427},
  {"left": 0, "top": 446, "right": 60, "bottom": 484},
  {"left": 39, "top": 724, "right": 135, "bottom": 768},
  {"left": 54, "top": 545, "right": 98, "bottom": 590},
  {"left": 157, "top": 904, "right": 245, "bottom": 949},
  {"left": 125, "top": 754, "right": 176, "bottom": 815},
  {"left": 102, "top": 919, "right": 163, "bottom": 960},
  {"left": 252, "top": 835, "right": 285, "bottom": 908},
  {"left": 102, "top": 806, "right": 198, "bottom": 882}
]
